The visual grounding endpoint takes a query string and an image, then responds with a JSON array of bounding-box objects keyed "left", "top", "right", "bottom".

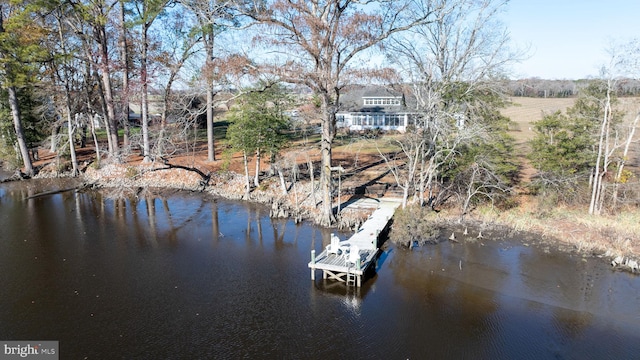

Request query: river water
[{"left": 0, "top": 179, "right": 638, "bottom": 359}]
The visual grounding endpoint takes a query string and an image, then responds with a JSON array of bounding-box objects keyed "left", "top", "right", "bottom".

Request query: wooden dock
[{"left": 308, "top": 199, "right": 400, "bottom": 287}]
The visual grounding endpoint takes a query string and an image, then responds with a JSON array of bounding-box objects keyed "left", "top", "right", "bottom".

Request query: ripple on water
[{"left": 1, "top": 184, "right": 639, "bottom": 359}]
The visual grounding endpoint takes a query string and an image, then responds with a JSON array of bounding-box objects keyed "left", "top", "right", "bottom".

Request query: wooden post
[
  {"left": 310, "top": 250, "right": 316, "bottom": 280},
  {"left": 356, "top": 257, "right": 362, "bottom": 287}
]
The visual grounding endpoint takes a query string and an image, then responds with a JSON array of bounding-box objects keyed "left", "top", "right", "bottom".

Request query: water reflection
[
  {"left": 0, "top": 180, "right": 639, "bottom": 359},
  {"left": 380, "top": 232, "right": 640, "bottom": 358}
]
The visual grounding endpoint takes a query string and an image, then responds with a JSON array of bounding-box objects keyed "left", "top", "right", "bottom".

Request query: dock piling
[{"left": 310, "top": 250, "right": 316, "bottom": 280}]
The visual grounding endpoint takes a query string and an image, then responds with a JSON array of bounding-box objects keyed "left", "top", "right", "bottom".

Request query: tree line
[
  {"left": 1, "top": 0, "right": 638, "bottom": 227},
  {"left": 505, "top": 78, "right": 640, "bottom": 98}
]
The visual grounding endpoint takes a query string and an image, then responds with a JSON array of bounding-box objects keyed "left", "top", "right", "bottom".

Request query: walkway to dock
[{"left": 308, "top": 198, "right": 401, "bottom": 287}]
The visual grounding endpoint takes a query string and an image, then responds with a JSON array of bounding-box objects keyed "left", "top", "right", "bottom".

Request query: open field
[
  {"left": 501, "top": 96, "right": 640, "bottom": 180},
  {"left": 501, "top": 97, "right": 575, "bottom": 145},
  {"left": 502, "top": 96, "right": 640, "bottom": 145}
]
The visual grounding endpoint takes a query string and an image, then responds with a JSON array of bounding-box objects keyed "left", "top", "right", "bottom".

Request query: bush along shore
[
  {"left": 390, "top": 202, "right": 640, "bottom": 275},
  {"left": 7, "top": 161, "right": 639, "bottom": 275}
]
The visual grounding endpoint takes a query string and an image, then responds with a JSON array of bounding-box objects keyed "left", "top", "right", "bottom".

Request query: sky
[{"left": 503, "top": 0, "right": 640, "bottom": 80}]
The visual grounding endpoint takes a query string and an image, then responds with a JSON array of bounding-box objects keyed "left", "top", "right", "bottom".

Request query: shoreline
[{"left": 4, "top": 160, "right": 639, "bottom": 274}]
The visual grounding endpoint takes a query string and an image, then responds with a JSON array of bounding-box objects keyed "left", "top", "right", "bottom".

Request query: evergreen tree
[
  {"left": 528, "top": 110, "right": 594, "bottom": 175},
  {"left": 527, "top": 81, "right": 623, "bottom": 204},
  {"left": 441, "top": 87, "right": 518, "bottom": 215},
  {"left": 226, "top": 83, "right": 291, "bottom": 194},
  {"left": 0, "top": 1, "right": 48, "bottom": 175}
]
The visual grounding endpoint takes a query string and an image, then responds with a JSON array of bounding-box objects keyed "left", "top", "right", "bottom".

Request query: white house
[{"left": 336, "top": 85, "right": 420, "bottom": 132}]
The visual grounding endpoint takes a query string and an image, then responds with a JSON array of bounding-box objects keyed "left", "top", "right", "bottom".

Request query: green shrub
[
  {"left": 0, "top": 143, "right": 20, "bottom": 171},
  {"left": 389, "top": 204, "right": 439, "bottom": 247},
  {"left": 125, "top": 167, "right": 139, "bottom": 179},
  {"left": 220, "top": 149, "right": 233, "bottom": 172}
]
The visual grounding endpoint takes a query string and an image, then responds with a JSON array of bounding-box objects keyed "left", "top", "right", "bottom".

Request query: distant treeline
[{"left": 505, "top": 78, "right": 640, "bottom": 98}]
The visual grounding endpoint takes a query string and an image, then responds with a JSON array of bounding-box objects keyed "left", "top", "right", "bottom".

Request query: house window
[
  {"left": 386, "top": 114, "right": 400, "bottom": 126},
  {"left": 353, "top": 114, "right": 366, "bottom": 125},
  {"left": 363, "top": 97, "right": 402, "bottom": 106}
]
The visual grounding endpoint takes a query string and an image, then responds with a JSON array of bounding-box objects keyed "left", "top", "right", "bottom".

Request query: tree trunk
[
  {"left": 254, "top": 149, "right": 260, "bottom": 187},
  {"left": 597, "top": 100, "right": 614, "bottom": 214},
  {"left": 90, "top": 114, "right": 101, "bottom": 165},
  {"left": 67, "top": 113, "right": 79, "bottom": 176},
  {"left": 461, "top": 166, "right": 478, "bottom": 221},
  {"left": 307, "top": 154, "right": 316, "bottom": 206},
  {"left": 141, "top": 22, "right": 151, "bottom": 162},
  {"left": 119, "top": 1, "right": 130, "bottom": 147},
  {"left": 97, "top": 25, "right": 119, "bottom": 157},
  {"left": 612, "top": 113, "right": 639, "bottom": 208},
  {"left": 8, "top": 86, "right": 34, "bottom": 177},
  {"left": 277, "top": 165, "right": 287, "bottom": 195},
  {"left": 589, "top": 88, "right": 611, "bottom": 215},
  {"left": 79, "top": 121, "right": 87, "bottom": 148},
  {"left": 50, "top": 127, "right": 56, "bottom": 153},
  {"left": 57, "top": 15, "right": 78, "bottom": 176},
  {"left": 161, "top": 75, "right": 178, "bottom": 129},
  {"left": 50, "top": 123, "right": 62, "bottom": 153},
  {"left": 81, "top": 46, "right": 108, "bottom": 157},
  {"left": 161, "top": 90, "right": 169, "bottom": 128},
  {"left": 243, "top": 151, "right": 250, "bottom": 197},
  {"left": 205, "top": 27, "right": 215, "bottom": 161},
  {"left": 402, "top": 183, "right": 409, "bottom": 209},
  {"left": 319, "top": 96, "right": 336, "bottom": 226},
  {"left": 419, "top": 154, "right": 427, "bottom": 206}
]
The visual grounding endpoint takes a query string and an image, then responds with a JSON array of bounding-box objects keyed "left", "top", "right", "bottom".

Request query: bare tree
[
  {"left": 612, "top": 111, "right": 639, "bottom": 208},
  {"left": 613, "top": 39, "right": 640, "bottom": 209},
  {"left": 455, "top": 156, "right": 511, "bottom": 221},
  {"left": 68, "top": 0, "right": 121, "bottom": 157},
  {"left": 377, "top": 129, "right": 424, "bottom": 209},
  {"left": 154, "top": 9, "right": 201, "bottom": 128},
  {"left": 588, "top": 77, "right": 615, "bottom": 215},
  {"left": 92, "top": 1, "right": 120, "bottom": 157},
  {"left": 118, "top": 0, "right": 131, "bottom": 147},
  {"left": 181, "top": 0, "right": 245, "bottom": 162},
  {"left": 51, "top": 5, "right": 81, "bottom": 175},
  {"left": 589, "top": 40, "right": 640, "bottom": 214},
  {"left": 244, "top": 0, "right": 446, "bottom": 225},
  {"left": 132, "top": 0, "right": 170, "bottom": 162},
  {"left": 386, "top": 0, "right": 519, "bottom": 212}
]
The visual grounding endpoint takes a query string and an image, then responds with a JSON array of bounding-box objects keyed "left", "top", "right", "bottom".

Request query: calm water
[{"left": 0, "top": 179, "right": 639, "bottom": 359}]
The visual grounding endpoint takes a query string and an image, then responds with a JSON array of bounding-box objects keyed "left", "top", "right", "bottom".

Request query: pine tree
[
  {"left": 226, "top": 84, "right": 291, "bottom": 195},
  {"left": 0, "top": 1, "right": 49, "bottom": 176}
]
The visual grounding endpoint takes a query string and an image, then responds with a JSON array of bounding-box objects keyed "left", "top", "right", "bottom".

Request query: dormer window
[{"left": 363, "top": 97, "right": 402, "bottom": 106}]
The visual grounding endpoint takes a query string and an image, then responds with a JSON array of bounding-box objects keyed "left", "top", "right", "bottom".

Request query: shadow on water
[
  {"left": 312, "top": 277, "right": 375, "bottom": 301},
  {"left": 376, "top": 247, "right": 393, "bottom": 271}
]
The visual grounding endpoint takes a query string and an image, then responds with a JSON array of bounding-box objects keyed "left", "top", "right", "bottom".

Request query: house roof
[{"left": 337, "top": 85, "right": 417, "bottom": 113}]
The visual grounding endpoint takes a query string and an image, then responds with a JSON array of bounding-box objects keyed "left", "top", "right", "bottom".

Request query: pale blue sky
[{"left": 503, "top": 0, "right": 640, "bottom": 79}]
